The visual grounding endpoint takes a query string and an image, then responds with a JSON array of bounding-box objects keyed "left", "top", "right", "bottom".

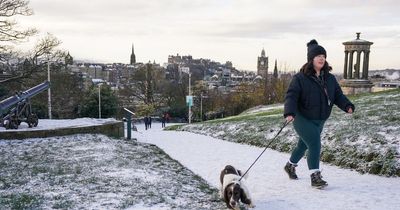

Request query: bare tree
[
  {"left": 0, "top": 0, "right": 37, "bottom": 44},
  {"left": 0, "top": 33, "right": 65, "bottom": 84},
  {"left": 125, "top": 63, "right": 165, "bottom": 105},
  {"left": 30, "top": 33, "right": 64, "bottom": 65},
  {"left": 0, "top": 0, "right": 39, "bottom": 84}
]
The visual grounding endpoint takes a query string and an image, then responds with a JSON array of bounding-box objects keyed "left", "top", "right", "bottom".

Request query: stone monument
[{"left": 340, "top": 32, "right": 374, "bottom": 94}]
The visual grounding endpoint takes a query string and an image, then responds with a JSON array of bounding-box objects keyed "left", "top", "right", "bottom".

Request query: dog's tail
[{"left": 238, "top": 169, "right": 249, "bottom": 179}]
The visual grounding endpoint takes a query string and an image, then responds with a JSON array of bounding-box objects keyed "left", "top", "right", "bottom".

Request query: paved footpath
[{"left": 135, "top": 123, "right": 400, "bottom": 210}]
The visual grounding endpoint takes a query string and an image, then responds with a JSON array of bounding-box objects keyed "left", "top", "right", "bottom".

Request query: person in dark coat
[
  {"left": 148, "top": 116, "right": 152, "bottom": 129},
  {"left": 161, "top": 113, "right": 166, "bottom": 128},
  {"left": 144, "top": 116, "right": 148, "bottom": 130},
  {"left": 283, "top": 39, "right": 355, "bottom": 188}
]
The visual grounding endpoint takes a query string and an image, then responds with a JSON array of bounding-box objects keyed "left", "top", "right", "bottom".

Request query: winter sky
[{"left": 16, "top": 0, "right": 400, "bottom": 73}]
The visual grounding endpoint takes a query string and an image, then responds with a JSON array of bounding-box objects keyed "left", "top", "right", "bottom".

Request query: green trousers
[{"left": 289, "top": 113, "right": 325, "bottom": 170}]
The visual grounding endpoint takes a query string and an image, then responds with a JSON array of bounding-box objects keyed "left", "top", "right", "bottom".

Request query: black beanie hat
[{"left": 307, "top": 39, "right": 326, "bottom": 62}]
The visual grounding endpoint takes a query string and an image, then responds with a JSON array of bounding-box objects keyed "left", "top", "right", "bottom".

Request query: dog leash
[{"left": 238, "top": 120, "right": 291, "bottom": 181}]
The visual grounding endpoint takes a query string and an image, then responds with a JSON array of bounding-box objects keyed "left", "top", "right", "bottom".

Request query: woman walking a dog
[{"left": 283, "top": 39, "right": 355, "bottom": 188}]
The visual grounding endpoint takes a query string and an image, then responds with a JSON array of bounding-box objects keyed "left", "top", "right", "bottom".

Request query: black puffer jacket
[{"left": 284, "top": 72, "right": 355, "bottom": 120}]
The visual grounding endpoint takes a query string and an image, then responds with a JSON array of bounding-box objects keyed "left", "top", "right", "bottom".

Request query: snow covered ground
[
  {"left": 1, "top": 118, "right": 399, "bottom": 210},
  {"left": 136, "top": 123, "right": 400, "bottom": 210},
  {"left": 0, "top": 131, "right": 224, "bottom": 209}
]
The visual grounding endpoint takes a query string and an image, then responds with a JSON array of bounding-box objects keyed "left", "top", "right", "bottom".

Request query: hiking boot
[
  {"left": 310, "top": 171, "right": 328, "bottom": 188},
  {"left": 284, "top": 162, "right": 298, "bottom": 179}
]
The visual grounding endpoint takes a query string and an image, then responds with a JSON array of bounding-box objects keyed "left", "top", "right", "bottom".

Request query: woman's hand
[
  {"left": 286, "top": 115, "right": 294, "bottom": 122},
  {"left": 347, "top": 107, "right": 353, "bottom": 114}
]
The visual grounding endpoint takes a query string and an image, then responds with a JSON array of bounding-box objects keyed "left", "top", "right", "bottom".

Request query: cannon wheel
[{"left": 28, "top": 114, "right": 39, "bottom": 127}]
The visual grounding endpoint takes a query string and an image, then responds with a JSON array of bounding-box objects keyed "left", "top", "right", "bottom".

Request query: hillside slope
[{"left": 173, "top": 89, "right": 400, "bottom": 177}]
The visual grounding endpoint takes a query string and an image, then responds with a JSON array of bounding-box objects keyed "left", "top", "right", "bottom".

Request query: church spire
[
  {"left": 273, "top": 59, "right": 278, "bottom": 78},
  {"left": 130, "top": 43, "right": 136, "bottom": 65},
  {"left": 261, "top": 48, "right": 266, "bottom": 57}
]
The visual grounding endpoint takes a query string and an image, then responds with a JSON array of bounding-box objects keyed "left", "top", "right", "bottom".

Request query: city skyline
[{"left": 15, "top": 0, "right": 400, "bottom": 73}]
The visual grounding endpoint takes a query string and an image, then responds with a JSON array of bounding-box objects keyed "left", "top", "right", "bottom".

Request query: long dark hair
[{"left": 300, "top": 60, "right": 332, "bottom": 79}]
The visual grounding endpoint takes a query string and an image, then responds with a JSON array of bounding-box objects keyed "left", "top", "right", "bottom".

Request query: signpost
[
  {"left": 186, "top": 95, "right": 193, "bottom": 107},
  {"left": 124, "top": 108, "right": 135, "bottom": 140}
]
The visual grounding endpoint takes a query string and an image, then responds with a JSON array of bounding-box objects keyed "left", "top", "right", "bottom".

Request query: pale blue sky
[{"left": 16, "top": 0, "right": 400, "bottom": 73}]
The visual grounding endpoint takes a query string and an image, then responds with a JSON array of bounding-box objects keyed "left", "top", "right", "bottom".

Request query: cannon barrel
[{"left": 0, "top": 81, "right": 50, "bottom": 116}]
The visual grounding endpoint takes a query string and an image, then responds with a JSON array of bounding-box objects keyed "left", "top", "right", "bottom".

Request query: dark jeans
[{"left": 289, "top": 113, "right": 325, "bottom": 170}]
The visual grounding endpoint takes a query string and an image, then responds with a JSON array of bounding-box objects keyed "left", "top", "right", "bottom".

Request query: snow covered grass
[
  {"left": 172, "top": 89, "right": 400, "bottom": 177},
  {"left": 0, "top": 134, "right": 224, "bottom": 209}
]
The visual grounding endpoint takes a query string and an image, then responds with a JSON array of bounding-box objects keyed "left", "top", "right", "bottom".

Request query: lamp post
[
  {"left": 188, "top": 71, "right": 191, "bottom": 124},
  {"left": 47, "top": 57, "right": 52, "bottom": 119},
  {"left": 200, "top": 92, "right": 203, "bottom": 122},
  {"left": 181, "top": 66, "right": 192, "bottom": 124},
  {"left": 200, "top": 92, "right": 208, "bottom": 122},
  {"left": 98, "top": 83, "right": 102, "bottom": 119}
]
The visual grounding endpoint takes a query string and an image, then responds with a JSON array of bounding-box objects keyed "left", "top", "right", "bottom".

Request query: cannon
[{"left": 0, "top": 81, "right": 50, "bottom": 129}]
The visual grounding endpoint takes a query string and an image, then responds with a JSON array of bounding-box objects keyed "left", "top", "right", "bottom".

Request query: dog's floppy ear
[{"left": 223, "top": 185, "right": 232, "bottom": 207}]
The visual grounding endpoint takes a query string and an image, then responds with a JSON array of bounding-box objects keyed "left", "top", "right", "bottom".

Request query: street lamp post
[
  {"left": 182, "top": 66, "right": 192, "bottom": 124},
  {"left": 200, "top": 93, "right": 208, "bottom": 122},
  {"left": 47, "top": 58, "right": 52, "bottom": 119},
  {"left": 188, "top": 72, "right": 191, "bottom": 124},
  {"left": 98, "top": 83, "right": 102, "bottom": 119},
  {"left": 200, "top": 92, "right": 203, "bottom": 122}
]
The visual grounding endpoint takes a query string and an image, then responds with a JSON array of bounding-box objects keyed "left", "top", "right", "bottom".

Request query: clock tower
[{"left": 257, "top": 48, "right": 268, "bottom": 79}]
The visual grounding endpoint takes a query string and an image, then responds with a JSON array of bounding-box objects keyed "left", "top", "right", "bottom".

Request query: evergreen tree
[{"left": 80, "top": 85, "right": 118, "bottom": 118}]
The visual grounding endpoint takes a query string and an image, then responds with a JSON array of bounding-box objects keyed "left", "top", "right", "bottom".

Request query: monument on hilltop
[{"left": 340, "top": 32, "right": 374, "bottom": 94}]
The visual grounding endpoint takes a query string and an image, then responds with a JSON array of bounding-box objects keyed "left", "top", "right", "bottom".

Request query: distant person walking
[
  {"left": 161, "top": 113, "right": 166, "bottom": 128},
  {"left": 148, "top": 116, "right": 152, "bottom": 129},
  {"left": 144, "top": 116, "right": 149, "bottom": 130},
  {"left": 283, "top": 39, "right": 355, "bottom": 188}
]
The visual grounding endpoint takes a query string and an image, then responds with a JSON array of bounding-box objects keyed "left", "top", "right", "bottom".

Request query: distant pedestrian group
[
  {"left": 161, "top": 112, "right": 170, "bottom": 128},
  {"left": 161, "top": 112, "right": 171, "bottom": 128}
]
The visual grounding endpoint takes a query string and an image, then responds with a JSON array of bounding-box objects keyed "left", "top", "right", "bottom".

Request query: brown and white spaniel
[{"left": 220, "top": 165, "right": 255, "bottom": 210}]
